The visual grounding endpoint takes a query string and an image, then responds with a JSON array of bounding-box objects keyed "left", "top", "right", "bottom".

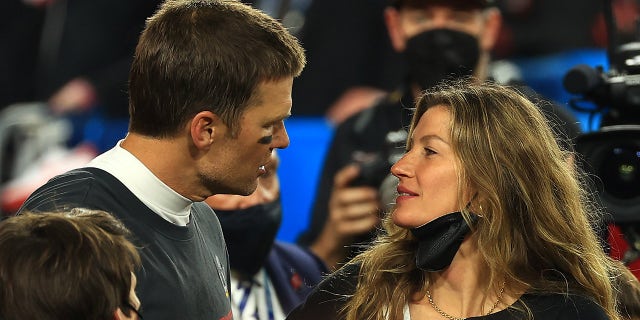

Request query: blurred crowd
[{"left": 1, "top": 1, "right": 640, "bottom": 320}]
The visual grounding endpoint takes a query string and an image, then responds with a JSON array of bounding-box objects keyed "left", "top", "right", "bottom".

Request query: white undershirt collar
[{"left": 87, "top": 140, "right": 192, "bottom": 226}]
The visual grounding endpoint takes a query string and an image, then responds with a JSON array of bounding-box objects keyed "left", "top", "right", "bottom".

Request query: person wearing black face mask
[
  {"left": 296, "top": 0, "right": 582, "bottom": 272},
  {"left": 404, "top": 28, "right": 480, "bottom": 91},
  {"left": 206, "top": 152, "right": 328, "bottom": 320}
]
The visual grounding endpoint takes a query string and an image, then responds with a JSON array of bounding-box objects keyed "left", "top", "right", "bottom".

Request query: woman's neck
[{"left": 413, "top": 239, "right": 506, "bottom": 318}]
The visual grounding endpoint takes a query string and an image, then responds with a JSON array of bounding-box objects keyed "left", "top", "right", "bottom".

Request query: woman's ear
[{"left": 190, "top": 111, "right": 223, "bottom": 149}]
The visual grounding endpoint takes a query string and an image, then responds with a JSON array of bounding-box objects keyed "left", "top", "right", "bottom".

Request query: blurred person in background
[
  {"left": 206, "top": 151, "right": 327, "bottom": 320},
  {"left": 0, "top": 0, "right": 162, "bottom": 214},
  {"left": 291, "top": 0, "right": 400, "bottom": 119},
  {"left": 0, "top": 0, "right": 160, "bottom": 120}
]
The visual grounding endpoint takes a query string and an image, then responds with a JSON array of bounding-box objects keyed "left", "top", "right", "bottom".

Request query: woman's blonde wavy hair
[{"left": 340, "top": 79, "right": 621, "bottom": 320}]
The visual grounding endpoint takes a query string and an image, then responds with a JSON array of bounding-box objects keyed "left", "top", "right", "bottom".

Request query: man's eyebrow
[{"left": 267, "top": 112, "right": 291, "bottom": 124}]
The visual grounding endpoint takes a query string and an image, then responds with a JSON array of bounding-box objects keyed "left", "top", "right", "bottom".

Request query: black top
[{"left": 286, "top": 264, "right": 610, "bottom": 320}]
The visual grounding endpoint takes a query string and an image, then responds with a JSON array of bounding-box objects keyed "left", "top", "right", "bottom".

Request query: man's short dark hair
[{"left": 129, "top": 0, "right": 306, "bottom": 137}]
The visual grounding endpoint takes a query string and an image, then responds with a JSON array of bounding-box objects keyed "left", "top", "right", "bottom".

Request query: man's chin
[
  {"left": 237, "top": 181, "right": 258, "bottom": 197},
  {"left": 206, "top": 180, "right": 257, "bottom": 197}
]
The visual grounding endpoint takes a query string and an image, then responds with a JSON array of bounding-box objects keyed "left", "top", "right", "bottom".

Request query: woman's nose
[{"left": 391, "top": 154, "right": 412, "bottom": 178}]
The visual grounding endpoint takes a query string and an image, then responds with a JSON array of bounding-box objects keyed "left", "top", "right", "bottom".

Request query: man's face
[
  {"left": 205, "top": 152, "right": 280, "bottom": 210},
  {"left": 200, "top": 77, "right": 292, "bottom": 197},
  {"left": 384, "top": 3, "right": 501, "bottom": 91},
  {"left": 386, "top": 4, "right": 497, "bottom": 52},
  {"left": 403, "top": 5, "right": 483, "bottom": 38}
]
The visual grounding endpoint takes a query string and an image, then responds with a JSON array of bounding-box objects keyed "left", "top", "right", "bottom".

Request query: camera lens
[{"left": 599, "top": 145, "right": 640, "bottom": 199}]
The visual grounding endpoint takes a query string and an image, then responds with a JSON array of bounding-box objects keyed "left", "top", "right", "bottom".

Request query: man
[
  {"left": 206, "top": 151, "right": 327, "bottom": 320},
  {"left": 18, "top": 1, "right": 306, "bottom": 319},
  {"left": 0, "top": 209, "right": 142, "bottom": 320},
  {"left": 297, "top": 0, "right": 581, "bottom": 270}
]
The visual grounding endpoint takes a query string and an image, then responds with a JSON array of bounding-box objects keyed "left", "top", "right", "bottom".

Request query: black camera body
[
  {"left": 564, "top": 42, "right": 640, "bottom": 222},
  {"left": 563, "top": 42, "right": 640, "bottom": 126},
  {"left": 575, "top": 125, "right": 640, "bottom": 222},
  {"left": 349, "top": 129, "right": 407, "bottom": 188},
  {"left": 349, "top": 152, "right": 394, "bottom": 188}
]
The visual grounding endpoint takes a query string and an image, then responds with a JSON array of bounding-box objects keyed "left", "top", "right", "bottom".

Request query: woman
[{"left": 287, "top": 80, "right": 622, "bottom": 320}]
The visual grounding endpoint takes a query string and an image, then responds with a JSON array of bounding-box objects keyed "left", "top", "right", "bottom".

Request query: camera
[
  {"left": 349, "top": 152, "right": 394, "bottom": 188},
  {"left": 349, "top": 129, "right": 407, "bottom": 188},
  {"left": 563, "top": 41, "right": 640, "bottom": 222},
  {"left": 563, "top": 42, "right": 640, "bottom": 126},
  {"left": 574, "top": 125, "right": 640, "bottom": 222}
]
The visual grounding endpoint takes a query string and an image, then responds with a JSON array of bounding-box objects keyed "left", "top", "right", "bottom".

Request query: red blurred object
[
  {"left": 1, "top": 144, "right": 96, "bottom": 215},
  {"left": 290, "top": 273, "right": 303, "bottom": 291},
  {"left": 608, "top": 223, "right": 640, "bottom": 279}
]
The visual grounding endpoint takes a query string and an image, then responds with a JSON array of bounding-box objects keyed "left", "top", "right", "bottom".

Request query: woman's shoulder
[
  {"left": 511, "top": 292, "right": 609, "bottom": 320},
  {"left": 406, "top": 292, "right": 609, "bottom": 320}
]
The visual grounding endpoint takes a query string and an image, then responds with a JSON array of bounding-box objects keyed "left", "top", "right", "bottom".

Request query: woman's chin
[{"left": 390, "top": 212, "right": 425, "bottom": 229}]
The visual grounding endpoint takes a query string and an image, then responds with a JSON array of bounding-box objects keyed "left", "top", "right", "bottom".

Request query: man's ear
[
  {"left": 384, "top": 7, "right": 406, "bottom": 52},
  {"left": 480, "top": 7, "right": 502, "bottom": 51},
  {"left": 190, "top": 111, "right": 223, "bottom": 149}
]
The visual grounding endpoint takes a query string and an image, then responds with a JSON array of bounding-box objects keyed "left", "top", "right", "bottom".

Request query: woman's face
[{"left": 391, "top": 105, "right": 468, "bottom": 228}]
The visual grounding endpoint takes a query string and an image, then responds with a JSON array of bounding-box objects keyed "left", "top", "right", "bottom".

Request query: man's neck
[{"left": 121, "top": 132, "right": 200, "bottom": 201}]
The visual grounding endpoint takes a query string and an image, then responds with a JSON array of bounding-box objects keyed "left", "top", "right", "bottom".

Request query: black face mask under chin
[
  {"left": 410, "top": 211, "right": 479, "bottom": 272},
  {"left": 404, "top": 28, "right": 480, "bottom": 90},
  {"left": 214, "top": 199, "right": 282, "bottom": 277}
]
